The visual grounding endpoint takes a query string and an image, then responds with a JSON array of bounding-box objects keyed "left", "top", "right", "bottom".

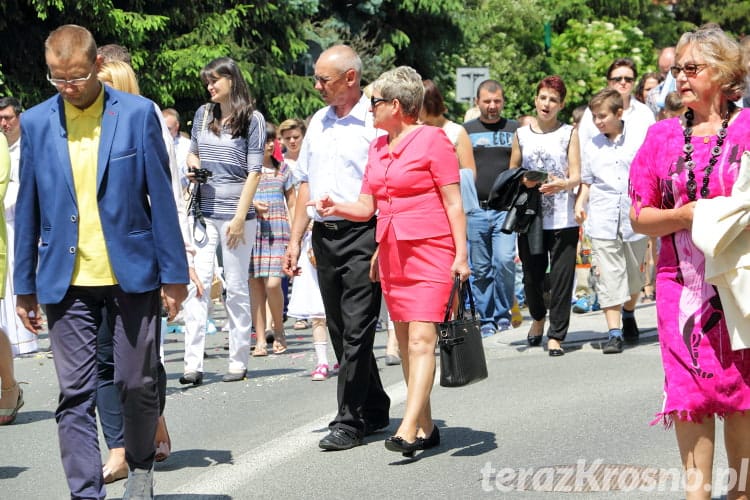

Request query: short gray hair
[{"left": 372, "top": 66, "right": 424, "bottom": 119}]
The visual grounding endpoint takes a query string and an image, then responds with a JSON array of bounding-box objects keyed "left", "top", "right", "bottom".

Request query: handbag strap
[
  {"left": 442, "top": 277, "right": 477, "bottom": 322},
  {"left": 443, "top": 277, "right": 461, "bottom": 323},
  {"left": 463, "top": 279, "right": 477, "bottom": 319}
]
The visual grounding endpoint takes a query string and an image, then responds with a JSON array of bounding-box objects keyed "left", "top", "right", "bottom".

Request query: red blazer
[{"left": 362, "top": 126, "right": 459, "bottom": 242}]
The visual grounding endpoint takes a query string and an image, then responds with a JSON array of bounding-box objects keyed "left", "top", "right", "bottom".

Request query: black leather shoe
[
  {"left": 319, "top": 428, "right": 362, "bottom": 451},
  {"left": 527, "top": 335, "right": 542, "bottom": 347},
  {"left": 622, "top": 316, "right": 640, "bottom": 344},
  {"left": 384, "top": 436, "right": 419, "bottom": 457},
  {"left": 417, "top": 425, "right": 440, "bottom": 450},
  {"left": 364, "top": 419, "right": 390, "bottom": 436},
  {"left": 179, "top": 371, "right": 203, "bottom": 386},
  {"left": 222, "top": 370, "right": 246, "bottom": 382},
  {"left": 548, "top": 348, "right": 565, "bottom": 357}
]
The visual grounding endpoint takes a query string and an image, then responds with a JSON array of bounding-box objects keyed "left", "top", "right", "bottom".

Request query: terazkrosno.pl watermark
[{"left": 480, "top": 459, "right": 750, "bottom": 493}]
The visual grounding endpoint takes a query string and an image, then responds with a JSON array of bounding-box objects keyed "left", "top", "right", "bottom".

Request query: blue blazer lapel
[
  {"left": 49, "top": 96, "right": 77, "bottom": 202},
  {"left": 98, "top": 88, "right": 118, "bottom": 192}
]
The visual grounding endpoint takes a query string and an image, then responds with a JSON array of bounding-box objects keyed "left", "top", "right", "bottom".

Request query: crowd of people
[{"left": 2, "top": 21, "right": 750, "bottom": 500}]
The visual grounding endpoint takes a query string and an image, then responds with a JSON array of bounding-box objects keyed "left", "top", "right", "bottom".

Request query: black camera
[{"left": 190, "top": 167, "right": 213, "bottom": 184}]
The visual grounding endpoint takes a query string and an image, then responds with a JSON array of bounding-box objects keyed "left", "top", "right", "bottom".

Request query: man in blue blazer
[{"left": 14, "top": 25, "right": 188, "bottom": 500}]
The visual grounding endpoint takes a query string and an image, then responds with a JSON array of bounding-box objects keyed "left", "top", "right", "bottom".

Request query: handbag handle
[{"left": 442, "top": 277, "right": 477, "bottom": 323}]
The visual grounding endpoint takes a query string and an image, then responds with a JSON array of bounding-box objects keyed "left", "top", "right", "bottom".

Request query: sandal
[
  {"left": 102, "top": 462, "right": 128, "bottom": 484},
  {"left": 293, "top": 319, "right": 311, "bottom": 330},
  {"left": 252, "top": 344, "right": 268, "bottom": 357},
  {"left": 272, "top": 331, "right": 288, "bottom": 354},
  {"left": 0, "top": 384, "right": 24, "bottom": 426},
  {"left": 154, "top": 415, "right": 171, "bottom": 462}
]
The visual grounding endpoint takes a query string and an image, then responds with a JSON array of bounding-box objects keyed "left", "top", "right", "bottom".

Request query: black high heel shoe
[
  {"left": 385, "top": 436, "right": 420, "bottom": 457},
  {"left": 527, "top": 335, "right": 542, "bottom": 347},
  {"left": 417, "top": 426, "right": 440, "bottom": 450}
]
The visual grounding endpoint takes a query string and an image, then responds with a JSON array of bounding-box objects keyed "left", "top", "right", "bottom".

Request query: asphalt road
[{"left": 1, "top": 302, "right": 736, "bottom": 499}]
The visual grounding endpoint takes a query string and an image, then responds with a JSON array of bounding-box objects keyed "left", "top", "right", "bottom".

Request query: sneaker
[
  {"left": 622, "top": 316, "right": 640, "bottom": 344},
  {"left": 311, "top": 364, "right": 329, "bottom": 381},
  {"left": 122, "top": 468, "right": 153, "bottom": 500},
  {"left": 602, "top": 335, "right": 624, "bottom": 354},
  {"left": 496, "top": 318, "right": 512, "bottom": 332},
  {"left": 480, "top": 324, "right": 496, "bottom": 338},
  {"left": 572, "top": 297, "right": 590, "bottom": 314}
]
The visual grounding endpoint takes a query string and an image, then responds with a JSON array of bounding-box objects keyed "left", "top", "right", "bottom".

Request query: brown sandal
[
  {"left": 252, "top": 345, "right": 268, "bottom": 357},
  {"left": 272, "top": 331, "right": 288, "bottom": 354}
]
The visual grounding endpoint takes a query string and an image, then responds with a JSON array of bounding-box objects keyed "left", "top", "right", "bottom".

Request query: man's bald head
[
  {"left": 658, "top": 47, "right": 676, "bottom": 76},
  {"left": 317, "top": 45, "right": 362, "bottom": 82}
]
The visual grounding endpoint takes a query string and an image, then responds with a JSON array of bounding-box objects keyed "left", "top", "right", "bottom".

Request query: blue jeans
[{"left": 466, "top": 208, "right": 517, "bottom": 327}]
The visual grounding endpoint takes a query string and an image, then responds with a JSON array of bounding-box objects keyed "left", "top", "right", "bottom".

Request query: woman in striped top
[{"left": 180, "top": 57, "right": 265, "bottom": 384}]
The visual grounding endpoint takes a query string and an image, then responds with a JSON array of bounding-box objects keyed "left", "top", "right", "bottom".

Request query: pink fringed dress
[{"left": 629, "top": 109, "right": 750, "bottom": 426}]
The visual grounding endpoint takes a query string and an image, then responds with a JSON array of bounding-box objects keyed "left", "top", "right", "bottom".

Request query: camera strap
[{"left": 190, "top": 104, "right": 212, "bottom": 245}]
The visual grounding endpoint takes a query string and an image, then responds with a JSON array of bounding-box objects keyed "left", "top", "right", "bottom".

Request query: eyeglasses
[
  {"left": 47, "top": 71, "right": 93, "bottom": 88},
  {"left": 312, "top": 71, "right": 348, "bottom": 85},
  {"left": 370, "top": 96, "right": 391, "bottom": 108},
  {"left": 670, "top": 63, "right": 707, "bottom": 78},
  {"left": 608, "top": 76, "right": 635, "bottom": 84}
]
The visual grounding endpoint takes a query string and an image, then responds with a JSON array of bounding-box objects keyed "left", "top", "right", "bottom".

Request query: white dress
[
  {"left": 0, "top": 141, "right": 37, "bottom": 356},
  {"left": 287, "top": 231, "right": 326, "bottom": 319}
]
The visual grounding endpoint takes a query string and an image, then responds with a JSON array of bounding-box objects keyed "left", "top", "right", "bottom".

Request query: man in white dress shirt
[{"left": 284, "top": 45, "right": 390, "bottom": 451}]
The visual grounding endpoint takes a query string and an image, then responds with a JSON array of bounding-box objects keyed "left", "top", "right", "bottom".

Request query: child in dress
[
  {"left": 249, "top": 123, "right": 295, "bottom": 355},
  {"left": 574, "top": 88, "right": 648, "bottom": 354}
]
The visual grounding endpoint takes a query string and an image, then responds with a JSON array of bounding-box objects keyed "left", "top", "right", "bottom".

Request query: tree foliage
[
  {"left": 549, "top": 19, "right": 656, "bottom": 112},
  {"left": 0, "top": 0, "right": 748, "bottom": 130}
]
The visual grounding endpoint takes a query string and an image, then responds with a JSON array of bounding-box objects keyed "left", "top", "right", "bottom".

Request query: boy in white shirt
[{"left": 575, "top": 88, "right": 648, "bottom": 354}]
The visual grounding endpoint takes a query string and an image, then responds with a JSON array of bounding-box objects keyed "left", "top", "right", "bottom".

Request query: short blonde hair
[
  {"left": 278, "top": 118, "right": 306, "bottom": 138},
  {"left": 372, "top": 66, "right": 424, "bottom": 119},
  {"left": 676, "top": 26, "right": 747, "bottom": 101},
  {"left": 98, "top": 60, "right": 140, "bottom": 95}
]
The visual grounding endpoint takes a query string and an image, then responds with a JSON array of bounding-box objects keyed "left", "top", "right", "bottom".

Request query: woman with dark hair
[
  {"left": 635, "top": 71, "right": 663, "bottom": 104},
  {"left": 181, "top": 57, "right": 265, "bottom": 384},
  {"left": 420, "top": 80, "right": 476, "bottom": 178},
  {"left": 509, "top": 75, "right": 580, "bottom": 356},
  {"left": 630, "top": 26, "right": 750, "bottom": 496}
]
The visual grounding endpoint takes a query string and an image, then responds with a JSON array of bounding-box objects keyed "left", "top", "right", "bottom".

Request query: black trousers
[
  {"left": 518, "top": 226, "right": 578, "bottom": 341},
  {"left": 312, "top": 218, "right": 390, "bottom": 436}
]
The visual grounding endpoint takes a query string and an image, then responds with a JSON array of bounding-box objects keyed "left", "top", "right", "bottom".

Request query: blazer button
[
  {"left": 69, "top": 246, "right": 76, "bottom": 254},
  {"left": 70, "top": 215, "right": 77, "bottom": 222}
]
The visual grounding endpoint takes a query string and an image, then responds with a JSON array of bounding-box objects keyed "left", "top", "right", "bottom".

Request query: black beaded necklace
[{"left": 682, "top": 105, "right": 734, "bottom": 201}]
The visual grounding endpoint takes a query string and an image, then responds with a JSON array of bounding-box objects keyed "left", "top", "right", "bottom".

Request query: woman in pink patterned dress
[
  {"left": 629, "top": 26, "right": 750, "bottom": 497},
  {"left": 311, "top": 66, "right": 469, "bottom": 457}
]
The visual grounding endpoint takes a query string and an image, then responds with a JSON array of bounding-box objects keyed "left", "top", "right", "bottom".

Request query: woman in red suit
[{"left": 312, "top": 66, "right": 470, "bottom": 457}]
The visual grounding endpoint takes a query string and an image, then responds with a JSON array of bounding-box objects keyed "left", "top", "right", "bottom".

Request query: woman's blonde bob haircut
[
  {"left": 675, "top": 25, "right": 747, "bottom": 101},
  {"left": 372, "top": 66, "right": 424, "bottom": 120}
]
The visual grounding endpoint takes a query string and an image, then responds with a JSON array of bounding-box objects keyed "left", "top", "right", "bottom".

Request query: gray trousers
[{"left": 46, "top": 285, "right": 161, "bottom": 500}]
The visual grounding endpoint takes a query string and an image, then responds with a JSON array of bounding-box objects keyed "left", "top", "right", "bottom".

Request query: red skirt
[{"left": 378, "top": 225, "right": 455, "bottom": 323}]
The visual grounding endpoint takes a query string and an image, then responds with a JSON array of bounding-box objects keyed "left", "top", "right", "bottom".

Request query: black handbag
[{"left": 437, "top": 277, "right": 488, "bottom": 387}]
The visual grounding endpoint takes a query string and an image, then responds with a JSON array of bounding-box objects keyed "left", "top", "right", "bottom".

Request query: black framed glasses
[
  {"left": 670, "top": 63, "right": 707, "bottom": 78},
  {"left": 47, "top": 71, "right": 93, "bottom": 88},
  {"left": 370, "top": 96, "right": 391, "bottom": 108},
  {"left": 608, "top": 76, "right": 635, "bottom": 84}
]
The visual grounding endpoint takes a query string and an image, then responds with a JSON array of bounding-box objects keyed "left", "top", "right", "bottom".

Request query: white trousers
[{"left": 183, "top": 217, "right": 256, "bottom": 373}]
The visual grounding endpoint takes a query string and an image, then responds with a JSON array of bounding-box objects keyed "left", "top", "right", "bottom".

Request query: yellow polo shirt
[{"left": 64, "top": 88, "right": 117, "bottom": 285}]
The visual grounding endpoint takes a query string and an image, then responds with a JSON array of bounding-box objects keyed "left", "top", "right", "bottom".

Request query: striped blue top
[{"left": 189, "top": 104, "right": 265, "bottom": 220}]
